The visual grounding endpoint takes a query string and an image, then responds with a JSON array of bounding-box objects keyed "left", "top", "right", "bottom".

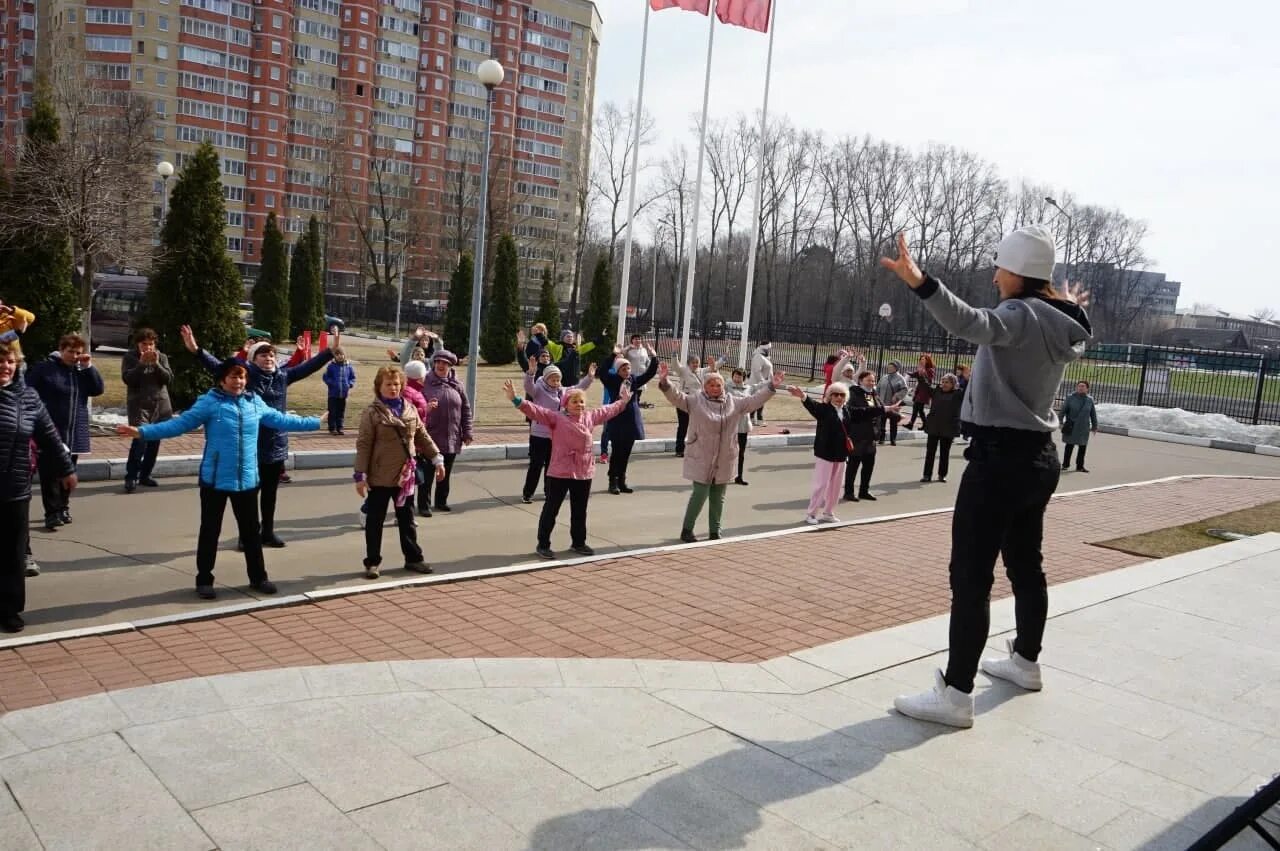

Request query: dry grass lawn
[
  {"left": 1094, "top": 500, "right": 1280, "bottom": 558},
  {"left": 87, "top": 334, "right": 812, "bottom": 423}
]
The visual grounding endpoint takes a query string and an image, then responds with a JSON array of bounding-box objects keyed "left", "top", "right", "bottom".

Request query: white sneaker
[
  {"left": 819, "top": 513, "right": 839, "bottom": 523},
  {"left": 804, "top": 514, "right": 820, "bottom": 526},
  {"left": 893, "top": 669, "right": 974, "bottom": 728},
  {"left": 981, "top": 639, "right": 1043, "bottom": 691},
  {"left": 358, "top": 511, "right": 367, "bottom": 529},
  {"left": 24, "top": 557, "right": 40, "bottom": 577}
]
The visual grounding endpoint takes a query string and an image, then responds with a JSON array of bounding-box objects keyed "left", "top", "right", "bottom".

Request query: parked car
[{"left": 89, "top": 274, "right": 148, "bottom": 350}]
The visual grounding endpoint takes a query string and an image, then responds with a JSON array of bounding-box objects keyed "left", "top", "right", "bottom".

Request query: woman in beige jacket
[
  {"left": 656, "top": 362, "right": 781, "bottom": 543},
  {"left": 354, "top": 365, "right": 444, "bottom": 578}
]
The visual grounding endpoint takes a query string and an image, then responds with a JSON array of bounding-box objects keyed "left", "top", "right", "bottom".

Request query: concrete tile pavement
[{"left": 0, "top": 536, "right": 1275, "bottom": 849}]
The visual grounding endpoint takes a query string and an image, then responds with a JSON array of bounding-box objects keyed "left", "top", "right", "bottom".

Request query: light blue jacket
[{"left": 138, "top": 388, "right": 320, "bottom": 492}]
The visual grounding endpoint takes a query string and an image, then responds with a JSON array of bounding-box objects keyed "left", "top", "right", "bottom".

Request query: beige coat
[
  {"left": 354, "top": 399, "right": 440, "bottom": 488},
  {"left": 660, "top": 379, "right": 775, "bottom": 484}
]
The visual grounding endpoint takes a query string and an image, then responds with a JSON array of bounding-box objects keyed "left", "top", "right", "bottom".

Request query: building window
[
  {"left": 159, "top": 15, "right": 169, "bottom": 30},
  {"left": 272, "top": 13, "right": 282, "bottom": 28},
  {"left": 137, "top": 40, "right": 145, "bottom": 54},
  {"left": 135, "top": 67, "right": 145, "bottom": 82},
  {"left": 135, "top": 11, "right": 146, "bottom": 26},
  {"left": 157, "top": 71, "right": 167, "bottom": 85},
  {"left": 157, "top": 44, "right": 168, "bottom": 59}
]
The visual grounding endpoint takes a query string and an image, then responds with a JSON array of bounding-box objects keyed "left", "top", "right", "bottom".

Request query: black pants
[
  {"left": 38, "top": 451, "right": 76, "bottom": 520},
  {"left": 419, "top": 452, "right": 457, "bottom": 509},
  {"left": 924, "top": 436, "right": 954, "bottom": 479},
  {"left": 538, "top": 476, "right": 590, "bottom": 549},
  {"left": 327, "top": 396, "right": 347, "bottom": 432},
  {"left": 845, "top": 452, "right": 875, "bottom": 496},
  {"left": 878, "top": 416, "right": 900, "bottom": 445},
  {"left": 607, "top": 438, "right": 635, "bottom": 483},
  {"left": 675, "top": 410, "right": 689, "bottom": 454},
  {"left": 125, "top": 439, "right": 160, "bottom": 482},
  {"left": 198, "top": 486, "right": 266, "bottom": 588},
  {"left": 906, "top": 403, "right": 927, "bottom": 430},
  {"left": 364, "top": 485, "right": 422, "bottom": 567},
  {"left": 751, "top": 404, "right": 765, "bottom": 423},
  {"left": 736, "top": 432, "right": 748, "bottom": 480},
  {"left": 600, "top": 420, "right": 611, "bottom": 457},
  {"left": 258, "top": 459, "right": 284, "bottom": 537},
  {"left": 523, "top": 436, "right": 552, "bottom": 499},
  {"left": 1062, "top": 443, "right": 1087, "bottom": 470},
  {"left": 943, "top": 437, "right": 1061, "bottom": 693},
  {"left": 0, "top": 499, "right": 29, "bottom": 616}
]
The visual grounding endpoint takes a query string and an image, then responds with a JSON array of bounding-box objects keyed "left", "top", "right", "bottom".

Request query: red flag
[
  {"left": 716, "top": 0, "right": 770, "bottom": 31},
  {"left": 650, "top": 0, "right": 710, "bottom": 13}
]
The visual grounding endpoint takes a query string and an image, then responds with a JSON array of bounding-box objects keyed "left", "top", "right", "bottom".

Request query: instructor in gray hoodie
[{"left": 882, "top": 224, "right": 1092, "bottom": 729}]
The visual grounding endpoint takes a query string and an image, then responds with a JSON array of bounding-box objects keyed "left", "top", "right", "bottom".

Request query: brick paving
[
  {"left": 2, "top": 476, "right": 1277, "bottom": 713},
  {"left": 84, "top": 418, "right": 814, "bottom": 459}
]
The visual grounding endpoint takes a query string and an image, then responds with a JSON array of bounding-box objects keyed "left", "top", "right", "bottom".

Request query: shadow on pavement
[{"left": 528, "top": 685, "right": 1021, "bottom": 850}]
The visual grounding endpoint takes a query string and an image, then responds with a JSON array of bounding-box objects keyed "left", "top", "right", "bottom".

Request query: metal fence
[{"left": 328, "top": 297, "right": 1280, "bottom": 426}]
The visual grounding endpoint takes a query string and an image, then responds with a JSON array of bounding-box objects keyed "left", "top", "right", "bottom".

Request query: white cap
[
  {"left": 995, "top": 224, "right": 1056, "bottom": 280},
  {"left": 404, "top": 360, "right": 427, "bottom": 381}
]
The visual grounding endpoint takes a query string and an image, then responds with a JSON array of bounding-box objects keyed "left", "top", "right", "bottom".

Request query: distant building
[
  {"left": 1175, "top": 308, "right": 1280, "bottom": 352},
  {"left": 1053, "top": 263, "right": 1181, "bottom": 319},
  {"left": 1153, "top": 326, "right": 1251, "bottom": 352}
]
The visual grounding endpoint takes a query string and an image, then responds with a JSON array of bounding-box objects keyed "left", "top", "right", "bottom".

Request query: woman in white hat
[{"left": 883, "top": 225, "right": 1092, "bottom": 729}]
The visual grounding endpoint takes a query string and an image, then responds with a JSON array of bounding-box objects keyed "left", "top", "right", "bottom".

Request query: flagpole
[
  {"left": 614, "top": 0, "right": 651, "bottom": 348},
  {"left": 736, "top": 0, "right": 777, "bottom": 369},
  {"left": 679, "top": 0, "right": 717, "bottom": 364}
]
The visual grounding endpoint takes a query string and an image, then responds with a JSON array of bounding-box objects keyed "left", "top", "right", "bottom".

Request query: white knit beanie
[
  {"left": 541, "top": 365, "right": 562, "bottom": 381},
  {"left": 995, "top": 224, "right": 1056, "bottom": 280},
  {"left": 404, "top": 360, "right": 427, "bottom": 381}
]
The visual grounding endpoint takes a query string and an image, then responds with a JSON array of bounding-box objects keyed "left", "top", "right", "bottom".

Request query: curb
[{"left": 1097, "top": 424, "right": 1280, "bottom": 457}]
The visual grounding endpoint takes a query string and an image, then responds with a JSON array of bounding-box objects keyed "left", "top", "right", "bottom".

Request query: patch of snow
[
  {"left": 90, "top": 408, "right": 129, "bottom": 426},
  {"left": 1098, "top": 404, "right": 1280, "bottom": 448}
]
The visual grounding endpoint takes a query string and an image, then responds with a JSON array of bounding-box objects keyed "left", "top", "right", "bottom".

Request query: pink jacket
[
  {"left": 518, "top": 396, "right": 629, "bottom": 479},
  {"left": 403, "top": 385, "right": 429, "bottom": 425}
]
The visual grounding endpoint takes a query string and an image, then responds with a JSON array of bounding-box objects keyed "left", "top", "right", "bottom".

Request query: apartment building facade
[{"left": 7, "top": 0, "right": 600, "bottom": 305}]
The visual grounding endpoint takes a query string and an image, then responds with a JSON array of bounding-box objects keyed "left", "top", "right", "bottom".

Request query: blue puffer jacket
[
  {"left": 198, "top": 347, "right": 333, "bottom": 464},
  {"left": 25, "top": 353, "right": 105, "bottom": 454},
  {"left": 0, "top": 377, "right": 75, "bottom": 502},
  {"left": 138, "top": 388, "right": 320, "bottom": 492}
]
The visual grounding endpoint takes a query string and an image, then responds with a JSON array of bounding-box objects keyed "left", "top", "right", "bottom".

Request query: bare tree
[
  {"left": 705, "top": 115, "right": 752, "bottom": 322},
  {"left": 0, "top": 62, "right": 153, "bottom": 335},
  {"left": 1252, "top": 306, "right": 1276, "bottom": 322},
  {"left": 590, "top": 100, "right": 659, "bottom": 266}
]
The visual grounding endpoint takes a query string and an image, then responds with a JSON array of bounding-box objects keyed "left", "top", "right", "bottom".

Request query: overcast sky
[{"left": 591, "top": 0, "right": 1279, "bottom": 316}]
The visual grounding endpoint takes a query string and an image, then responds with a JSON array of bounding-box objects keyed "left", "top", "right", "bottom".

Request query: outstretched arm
[{"left": 284, "top": 347, "right": 335, "bottom": 383}]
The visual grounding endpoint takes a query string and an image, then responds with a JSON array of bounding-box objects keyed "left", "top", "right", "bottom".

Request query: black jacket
[
  {"left": 802, "top": 397, "right": 853, "bottom": 462},
  {"left": 844, "top": 387, "right": 885, "bottom": 454},
  {"left": 0, "top": 378, "right": 75, "bottom": 502},
  {"left": 924, "top": 388, "right": 964, "bottom": 438}
]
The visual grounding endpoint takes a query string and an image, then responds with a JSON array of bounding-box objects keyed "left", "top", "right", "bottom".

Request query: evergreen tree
[
  {"left": 0, "top": 89, "right": 78, "bottom": 358},
  {"left": 442, "top": 253, "right": 473, "bottom": 356},
  {"left": 307, "top": 215, "right": 326, "bottom": 329},
  {"left": 579, "top": 256, "right": 615, "bottom": 349},
  {"left": 251, "top": 212, "right": 289, "bottom": 341},
  {"left": 535, "top": 266, "right": 561, "bottom": 340},
  {"left": 480, "top": 234, "right": 520, "bottom": 365},
  {"left": 288, "top": 233, "right": 317, "bottom": 336},
  {"left": 145, "top": 142, "right": 244, "bottom": 408}
]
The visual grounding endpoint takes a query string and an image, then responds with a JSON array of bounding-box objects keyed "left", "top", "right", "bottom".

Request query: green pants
[{"left": 682, "top": 482, "right": 728, "bottom": 535}]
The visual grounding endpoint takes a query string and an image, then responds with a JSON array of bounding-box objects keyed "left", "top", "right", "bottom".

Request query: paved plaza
[{"left": 0, "top": 533, "right": 1276, "bottom": 849}]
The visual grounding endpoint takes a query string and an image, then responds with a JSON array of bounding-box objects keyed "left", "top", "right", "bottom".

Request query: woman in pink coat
[
  {"left": 655, "top": 362, "right": 782, "bottom": 543},
  {"left": 503, "top": 378, "right": 631, "bottom": 561}
]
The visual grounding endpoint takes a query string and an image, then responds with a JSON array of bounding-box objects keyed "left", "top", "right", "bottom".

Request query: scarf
[{"left": 378, "top": 397, "right": 414, "bottom": 506}]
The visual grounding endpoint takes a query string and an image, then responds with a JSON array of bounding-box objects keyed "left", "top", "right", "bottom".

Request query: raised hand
[
  {"left": 657, "top": 362, "right": 670, "bottom": 382},
  {"left": 787, "top": 385, "right": 806, "bottom": 399},
  {"left": 612, "top": 343, "right": 623, "bottom": 355},
  {"left": 527, "top": 359, "right": 538, "bottom": 376},
  {"left": 879, "top": 233, "right": 925, "bottom": 289},
  {"left": 179, "top": 324, "right": 198, "bottom": 354},
  {"left": 328, "top": 330, "right": 340, "bottom": 350},
  {"left": 502, "top": 379, "right": 516, "bottom": 400},
  {"left": 516, "top": 329, "right": 527, "bottom": 346},
  {"left": 770, "top": 370, "right": 785, "bottom": 389},
  {"left": 619, "top": 382, "right": 632, "bottom": 401},
  {"left": 386, "top": 347, "right": 400, "bottom": 361},
  {"left": 414, "top": 326, "right": 428, "bottom": 340},
  {"left": 645, "top": 342, "right": 656, "bottom": 356},
  {"left": 587, "top": 363, "right": 597, "bottom": 377},
  {"left": 1065, "top": 282, "right": 1090, "bottom": 307},
  {"left": 116, "top": 424, "right": 141, "bottom": 439}
]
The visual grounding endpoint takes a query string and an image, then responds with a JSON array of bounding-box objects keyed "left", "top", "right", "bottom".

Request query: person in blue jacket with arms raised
[{"left": 118, "top": 360, "right": 323, "bottom": 600}]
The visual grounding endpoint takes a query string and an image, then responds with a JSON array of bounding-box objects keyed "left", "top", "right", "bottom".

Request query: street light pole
[
  {"left": 1045, "top": 196, "right": 1074, "bottom": 284},
  {"left": 466, "top": 58, "right": 505, "bottom": 412},
  {"left": 156, "top": 160, "right": 174, "bottom": 228}
]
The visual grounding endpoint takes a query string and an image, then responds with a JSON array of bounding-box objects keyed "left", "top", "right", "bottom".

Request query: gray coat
[
  {"left": 1060, "top": 392, "right": 1098, "bottom": 446},
  {"left": 122, "top": 351, "right": 174, "bottom": 427}
]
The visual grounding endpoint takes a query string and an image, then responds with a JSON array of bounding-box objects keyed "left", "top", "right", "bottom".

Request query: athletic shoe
[
  {"left": 893, "top": 669, "right": 974, "bottom": 728},
  {"left": 804, "top": 515, "right": 820, "bottom": 526},
  {"left": 938, "top": 477, "right": 947, "bottom": 483},
  {"left": 250, "top": 580, "right": 278, "bottom": 595},
  {"left": 124, "top": 478, "right": 137, "bottom": 494},
  {"left": 819, "top": 514, "right": 839, "bottom": 523},
  {"left": 536, "top": 547, "right": 556, "bottom": 560},
  {"left": 571, "top": 544, "right": 595, "bottom": 556},
  {"left": 364, "top": 566, "right": 381, "bottom": 579},
  {"left": 24, "top": 556, "right": 39, "bottom": 577},
  {"left": 521, "top": 495, "right": 534, "bottom": 504},
  {"left": 196, "top": 586, "right": 217, "bottom": 600},
  {"left": 404, "top": 562, "right": 433, "bottom": 574},
  {"left": 358, "top": 509, "right": 367, "bottom": 529},
  {"left": 60, "top": 510, "right": 72, "bottom": 525},
  {"left": 920, "top": 476, "right": 932, "bottom": 483},
  {"left": 980, "top": 639, "right": 1043, "bottom": 691}
]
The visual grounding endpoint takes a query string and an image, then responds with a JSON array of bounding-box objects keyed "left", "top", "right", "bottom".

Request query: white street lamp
[
  {"left": 466, "top": 58, "right": 504, "bottom": 410},
  {"left": 156, "top": 160, "right": 174, "bottom": 226},
  {"left": 1045, "top": 196, "right": 1074, "bottom": 283}
]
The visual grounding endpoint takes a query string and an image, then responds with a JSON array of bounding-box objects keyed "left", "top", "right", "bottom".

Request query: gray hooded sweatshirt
[{"left": 915, "top": 275, "right": 1092, "bottom": 432}]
